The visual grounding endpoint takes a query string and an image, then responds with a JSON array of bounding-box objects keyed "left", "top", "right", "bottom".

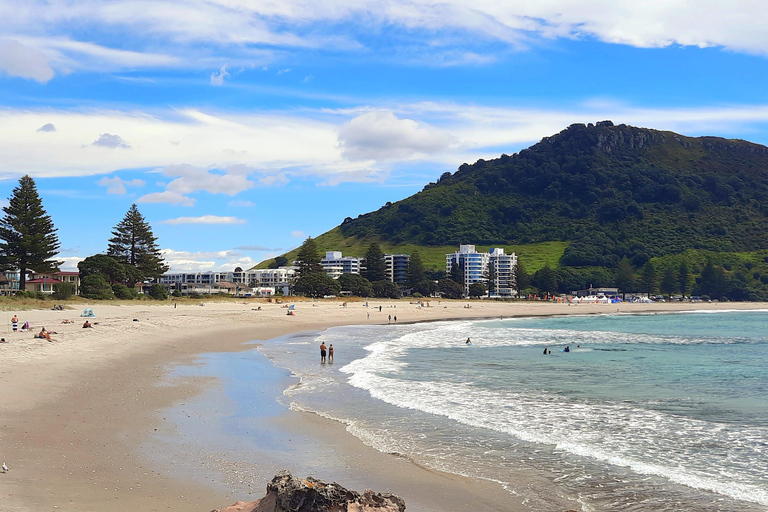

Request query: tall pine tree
[
  {"left": 0, "top": 175, "right": 61, "bottom": 290},
  {"left": 362, "top": 242, "right": 386, "bottom": 282},
  {"left": 295, "top": 237, "right": 323, "bottom": 277},
  {"left": 405, "top": 250, "right": 426, "bottom": 288},
  {"left": 107, "top": 204, "right": 168, "bottom": 285}
]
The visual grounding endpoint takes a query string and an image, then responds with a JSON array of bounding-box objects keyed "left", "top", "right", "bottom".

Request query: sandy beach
[{"left": 1, "top": 298, "right": 765, "bottom": 512}]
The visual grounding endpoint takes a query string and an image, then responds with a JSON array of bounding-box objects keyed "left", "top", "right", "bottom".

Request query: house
[{"left": 26, "top": 271, "right": 81, "bottom": 295}]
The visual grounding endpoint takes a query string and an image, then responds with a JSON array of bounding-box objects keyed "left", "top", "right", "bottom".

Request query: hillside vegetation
[{"left": 260, "top": 121, "right": 768, "bottom": 299}]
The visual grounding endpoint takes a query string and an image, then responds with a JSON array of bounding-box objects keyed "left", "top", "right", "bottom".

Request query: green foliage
[
  {"left": 172, "top": 289, "right": 182, "bottom": 297},
  {"left": 640, "top": 261, "right": 658, "bottom": 295},
  {"left": 468, "top": 282, "right": 486, "bottom": 298},
  {"left": 52, "top": 282, "right": 76, "bottom": 300},
  {"left": 268, "top": 256, "right": 288, "bottom": 269},
  {"left": 363, "top": 242, "right": 387, "bottom": 282},
  {"left": 406, "top": 250, "right": 426, "bottom": 288},
  {"left": 439, "top": 279, "right": 464, "bottom": 299},
  {"left": 107, "top": 204, "right": 169, "bottom": 284},
  {"left": 338, "top": 273, "right": 373, "bottom": 297},
  {"left": 147, "top": 283, "right": 168, "bottom": 300},
  {"left": 81, "top": 274, "right": 115, "bottom": 299},
  {"left": 413, "top": 279, "right": 439, "bottom": 297},
  {"left": 295, "top": 237, "right": 323, "bottom": 277},
  {"left": 615, "top": 257, "right": 635, "bottom": 293},
  {"left": 532, "top": 265, "right": 558, "bottom": 294},
  {"left": 372, "top": 280, "right": 400, "bottom": 299},
  {"left": 78, "top": 254, "right": 127, "bottom": 284},
  {"left": 293, "top": 271, "right": 341, "bottom": 298},
  {"left": 35, "top": 291, "right": 46, "bottom": 300},
  {"left": 112, "top": 283, "right": 135, "bottom": 300},
  {"left": 0, "top": 175, "right": 61, "bottom": 290}
]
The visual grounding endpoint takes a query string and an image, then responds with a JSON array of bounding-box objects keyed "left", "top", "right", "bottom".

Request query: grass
[{"left": 256, "top": 227, "right": 568, "bottom": 273}]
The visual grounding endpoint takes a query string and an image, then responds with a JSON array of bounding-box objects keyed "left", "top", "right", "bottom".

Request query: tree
[
  {"left": 362, "top": 242, "right": 387, "bottom": 282},
  {"left": 295, "top": 237, "right": 323, "bottom": 277},
  {"left": 80, "top": 274, "right": 115, "bottom": 299},
  {"left": 615, "top": 257, "right": 635, "bottom": 294},
  {"left": 697, "top": 262, "right": 729, "bottom": 299},
  {"left": 147, "top": 283, "right": 168, "bottom": 300},
  {"left": 533, "top": 265, "right": 558, "bottom": 294},
  {"left": 678, "top": 261, "right": 691, "bottom": 297},
  {"left": 484, "top": 261, "right": 497, "bottom": 296},
  {"left": 52, "top": 282, "right": 76, "bottom": 300},
  {"left": 468, "top": 282, "right": 486, "bottom": 298},
  {"left": 449, "top": 258, "right": 463, "bottom": 284},
  {"left": 372, "top": 280, "right": 400, "bottom": 299},
  {"left": 269, "top": 256, "right": 289, "bottom": 269},
  {"left": 660, "top": 267, "right": 679, "bottom": 296},
  {"left": 338, "top": 273, "right": 373, "bottom": 297},
  {"left": 78, "top": 254, "right": 127, "bottom": 284},
  {"left": 0, "top": 175, "right": 61, "bottom": 290},
  {"left": 413, "top": 279, "right": 439, "bottom": 297},
  {"left": 438, "top": 279, "right": 464, "bottom": 299},
  {"left": 107, "top": 204, "right": 168, "bottom": 284},
  {"left": 513, "top": 259, "right": 531, "bottom": 294},
  {"left": 293, "top": 272, "right": 341, "bottom": 298},
  {"left": 406, "top": 251, "right": 426, "bottom": 288},
  {"left": 640, "top": 261, "right": 657, "bottom": 296}
]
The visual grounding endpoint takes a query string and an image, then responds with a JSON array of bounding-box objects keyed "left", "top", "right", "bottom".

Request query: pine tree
[
  {"left": 513, "top": 258, "right": 531, "bottom": 294},
  {"left": 640, "top": 261, "right": 658, "bottom": 296},
  {"left": 678, "top": 261, "right": 690, "bottom": 297},
  {"left": 362, "top": 242, "right": 386, "bottom": 282},
  {"left": 660, "top": 267, "right": 679, "bottom": 296},
  {"left": 615, "top": 256, "right": 635, "bottom": 294},
  {"left": 484, "top": 261, "right": 497, "bottom": 296},
  {"left": 405, "top": 250, "right": 426, "bottom": 288},
  {"left": 0, "top": 175, "right": 61, "bottom": 290},
  {"left": 295, "top": 237, "right": 323, "bottom": 277},
  {"left": 107, "top": 204, "right": 168, "bottom": 285}
]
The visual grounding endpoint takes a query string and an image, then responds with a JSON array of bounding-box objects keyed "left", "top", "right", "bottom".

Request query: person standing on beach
[
  {"left": 320, "top": 342, "right": 327, "bottom": 363},
  {"left": 388, "top": 314, "right": 391, "bottom": 322},
  {"left": 11, "top": 314, "right": 18, "bottom": 333},
  {"left": 328, "top": 344, "right": 334, "bottom": 363},
  {"left": 394, "top": 316, "right": 397, "bottom": 322}
]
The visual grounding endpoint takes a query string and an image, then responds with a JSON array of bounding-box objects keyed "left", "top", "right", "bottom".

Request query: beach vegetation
[
  {"left": 468, "top": 282, "right": 486, "bottom": 298},
  {"left": 111, "top": 283, "right": 135, "bottom": 300},
  {"left": 80, "top": 274, "right": 115, "bottom": 299},
  {"left": 362, "top": 242, "right": 387, "bottom": 282},
  {"left": 338, "top": 273, "right": 373, "bottom": 297},
  {"left": 413, "top": 279, "right": 439, "bottom": 297},
  {"left": 52, "top": 282, "right": 76, "bottom": 300},
  {"left": 438, "top": 279, "right": 464, "bottom": 299},
  {"left": 294, "top": 271, "right": 341, "bottom": 298},
  {"left": 147, "top": 283, "right": 168, "bottom": 300},
  {"left": 295, "top": 237, "right": 323, "bottom": 277},
  {"left": 107, "top": 204, "right": 169, "bottom": 285},
  {"left": 172, "top": 289, "right": 182, "bottom": 297},
  {"left": 372, "top": 279, "right": 400, "bottom": 298},
  {"left": 0, "top": 175, "right": 61, "bottom": 290}
]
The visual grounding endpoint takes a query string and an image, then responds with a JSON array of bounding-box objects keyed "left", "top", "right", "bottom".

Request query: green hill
[{"left": 260, "top": 121, "right": 768, "bottom": 300}]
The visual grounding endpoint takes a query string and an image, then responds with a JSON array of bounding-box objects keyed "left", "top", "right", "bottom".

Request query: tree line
[{"left": 0, "top": 175, "right": 168, "bottom": 300}]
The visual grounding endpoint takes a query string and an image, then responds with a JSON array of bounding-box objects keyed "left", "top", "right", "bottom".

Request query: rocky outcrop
[{"left": 212, "top": 471, "right": 406, "bottom": 512}]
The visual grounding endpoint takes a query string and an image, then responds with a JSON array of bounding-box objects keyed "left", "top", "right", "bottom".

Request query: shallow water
[{"left": 153, "top": 310, "right": 768, "bottom": 511}]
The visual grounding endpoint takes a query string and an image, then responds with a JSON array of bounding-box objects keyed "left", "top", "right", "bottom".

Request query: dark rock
[{"left": 212, "top": 471, "right": 406, "bottom": 512}]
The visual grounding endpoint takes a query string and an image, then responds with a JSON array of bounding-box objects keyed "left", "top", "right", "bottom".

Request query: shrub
[
  {"left": 81, "top": 274, "right": 115, "bottom": 299},
  {"left": 147, "top": 283, "right": 169, "bottom": 300},
  {"left": 35, "top": 291, "right": 47, "bottom": 300},
  {"left": 172, "top": 289, "right": 182, "bottom": 297},
  {"left": 53, "top": 282, "right": 76, "bottom": 300},
  {"left": 112, "top": 283, "right": 135, "bottom": 300}
]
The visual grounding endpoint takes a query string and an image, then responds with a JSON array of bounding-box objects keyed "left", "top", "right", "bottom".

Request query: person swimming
[{"left": 466, "top": 337, "right": 472, "bottom": 345}]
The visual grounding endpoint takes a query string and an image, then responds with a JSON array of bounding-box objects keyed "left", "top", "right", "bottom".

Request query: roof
[
  {"left": 55, "top": 271, "right": 79, "bottom": 276},
  {"left": 27, "top": 278, "right": 62, "bottom": 284}
]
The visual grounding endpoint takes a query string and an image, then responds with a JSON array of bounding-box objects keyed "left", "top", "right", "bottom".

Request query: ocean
[{"left": 155, "top": 310, "right": 768, "bottom": 511}]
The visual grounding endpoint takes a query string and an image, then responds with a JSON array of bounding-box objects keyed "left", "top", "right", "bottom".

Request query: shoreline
[{"left": 1, "top": 299, "right": 765, "bottom": 511}]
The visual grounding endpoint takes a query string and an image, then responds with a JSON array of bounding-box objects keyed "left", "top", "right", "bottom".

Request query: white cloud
[
  {"left": 92, "top": 133, "right": 130, "bottom": 148},
  {"left": 37, "top": 123, "right": 56, "bottom": 132},
  {"left": 210, "top": 64, "right": 229, "bottom": 85},
  {"left": 160, "top": 248, "right": 259, "bottom": 272},
  {"left": 162, "top": 215, "right": 246, "bottom": 225},
  {"left": 58, "top": 256, "right": 85, "bottom": 271},
  {"left": 291, "top": 230, "right": 305, "bottom": 238},
  {"left": 97, "top": 176, "right": 146, "bottom": 194},
  {"left": 339, "top": 110, "right": 456, "bottom": 160},
  {"left": 277, "top": 68, "right": 291, "bottom": 75},
  {"left": 138, "top": 190, "right": 196, "bottom": 206},
  {"left": 0, "top": 39, "right": 55, "bottom": 82},
  {"left": 3, "top": 0, "right": 768, "bottom": 82}
]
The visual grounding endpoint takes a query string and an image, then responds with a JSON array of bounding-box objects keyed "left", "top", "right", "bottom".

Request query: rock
[{"left": 212, "top": 471, "right": 405, "bottom": 512}]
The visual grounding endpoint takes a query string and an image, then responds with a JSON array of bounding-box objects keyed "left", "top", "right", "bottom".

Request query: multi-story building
[
  {"left": 446, "top": 245, "right": 517, "bottom": 297},
  {"left": 26, "top": 271, "right": 81, "bottom": 295},
  {"left": 385, "top": 254, "right": 410, "bottom": 285},
  {"left": 320, "top": 251, "right": 363, "bottom": 279},
  {"left": 159, "top": 268, "right": 296, "bottom": 296}
]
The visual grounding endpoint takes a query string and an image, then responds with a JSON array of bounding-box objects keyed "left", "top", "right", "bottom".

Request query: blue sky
[{"left": 2, "top": 1, "right": 768, "bottom": 271}]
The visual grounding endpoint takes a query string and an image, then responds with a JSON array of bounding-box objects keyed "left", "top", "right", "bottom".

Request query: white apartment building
[
  {"left": 446, "top": 245, "right": 517, "bottom": 297},
  {"left": 385, "top": 254, "right": 410, "bottom": 285},
  {"left": 159, "top": 268, "right": 296, "bottom": 296},
  {"left": 320, "top": 251, "right": 363, "bottom": 279}
]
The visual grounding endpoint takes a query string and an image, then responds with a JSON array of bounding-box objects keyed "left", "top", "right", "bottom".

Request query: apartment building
[{"left": 446, "top": 245, "right": 517, "bottom": 297}]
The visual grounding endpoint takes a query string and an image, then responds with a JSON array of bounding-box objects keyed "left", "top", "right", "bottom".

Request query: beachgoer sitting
[
  {"left": 83, "top": 320, "right": 93, "bottom": 328},
  {"left": 37, "top": 328, "right": 54, "bottom": 341}
]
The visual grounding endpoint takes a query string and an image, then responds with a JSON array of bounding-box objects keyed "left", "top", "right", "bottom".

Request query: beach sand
[{"left": 0, "top": 299, "right": 764, "bottom": 511}]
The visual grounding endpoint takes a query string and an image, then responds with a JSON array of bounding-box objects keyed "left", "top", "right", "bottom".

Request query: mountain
[{"left": 262, "top": 121, "right": 768, "bottom": 299}]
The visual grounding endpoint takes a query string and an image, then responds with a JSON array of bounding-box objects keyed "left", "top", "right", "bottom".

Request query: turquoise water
[{"left": 258, "top": 310, "right": 768, "bottom": 511}]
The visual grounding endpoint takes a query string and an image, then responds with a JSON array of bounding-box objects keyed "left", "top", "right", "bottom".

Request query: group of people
[
  {"left": 8, "top": 313, "right": 95, "bottom": 343},
  {"left": 319, "top": 342, "right": 334, "bottom": 363}
]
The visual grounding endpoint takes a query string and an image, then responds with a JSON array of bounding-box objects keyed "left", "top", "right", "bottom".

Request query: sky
[{"left": 2, "top": 1, "right": 768, "bottom": 272}]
